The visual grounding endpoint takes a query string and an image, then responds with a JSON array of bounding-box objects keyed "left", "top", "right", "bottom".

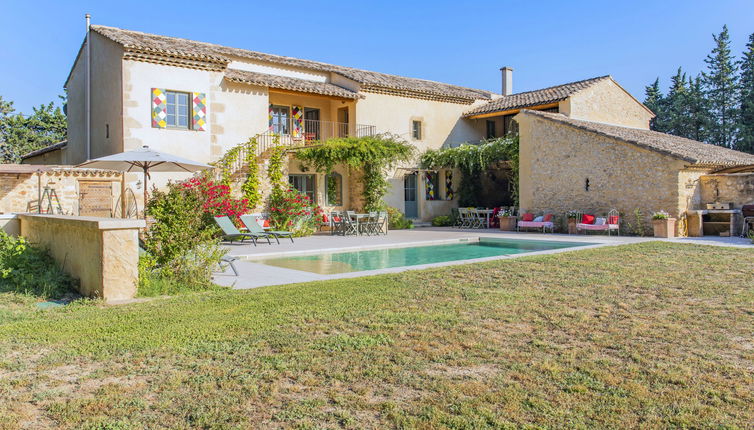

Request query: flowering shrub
[
  {"left": 181, "top": 176, "right": 250, "bottom": 226},
  {"left": 497, "top": 208, "right": 515, "bottom": 217},
  {"left": 267, "top": 187, "right": 323, "bottom": 237}
]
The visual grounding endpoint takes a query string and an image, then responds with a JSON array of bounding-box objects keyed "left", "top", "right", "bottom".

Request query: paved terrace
[{"left": 213, "top": 227, "right": 752, "bottom": 289}]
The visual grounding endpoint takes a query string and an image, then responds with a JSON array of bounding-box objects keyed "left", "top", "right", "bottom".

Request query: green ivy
[
  {"left": 241, "top": 137, "right": 262, "bottom": 208},
  {"left": 295, "top": 134, "right": 414, "bottom": 211},
  {"left": 419, "top": 137, "right": 519, "bottom": 206},
  {"left": 267, "top": 138, "right": 287, "bottom": 193}
]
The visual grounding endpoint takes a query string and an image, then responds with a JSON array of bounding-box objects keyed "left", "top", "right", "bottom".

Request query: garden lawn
[{"left": 0, "top": 242, "right": 752, "bottom": 429}]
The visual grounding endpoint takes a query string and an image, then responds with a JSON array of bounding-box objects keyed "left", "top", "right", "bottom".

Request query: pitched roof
[
  {"left": 0, "top": 164, "right": 50, "bottom": 174},
  {"left": 519, "top": 110, "right": 754, "bottom": 167},
  {"left": 225, "top": 69, "right": 362, "bottom": 99},
  {"left": 464, "top": 76, "right": 611, "bottom": 117},
  {"left": 90, "top": 25, "right": 492, "bottom": 104},
  {"left": 20, "top": 141, "right": 67, "bottom": 160}
]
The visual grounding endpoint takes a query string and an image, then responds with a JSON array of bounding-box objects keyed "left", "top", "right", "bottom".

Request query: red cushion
[
  {"left": 543, "top": 214, "right": 553, "bottom": 222},
  {"left": 522, "top": 213, "right": 535, "bottom": 221},
  {"left": 333, "top": 216, "right": 341, "bottom": 222},
  {"left": 581, "top": 214, "right": 595, "bottom": 224},
  {"left": 608, "top": 215, "right": 619, "bottom": 225},
  {"left": 322, "top": 214, "right": 329, "bottom": 223},
  {"left": 263, "top": 220, "right": 270, "bottom": 228}
]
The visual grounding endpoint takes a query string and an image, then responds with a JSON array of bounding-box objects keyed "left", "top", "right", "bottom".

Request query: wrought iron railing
[{"left": 218, "top": 119, "right": 377, "bottom": 179}]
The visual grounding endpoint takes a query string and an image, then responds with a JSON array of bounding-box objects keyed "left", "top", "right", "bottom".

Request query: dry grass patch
[{"left": 0, "top": 242, "right": 752, "bottom": 428}]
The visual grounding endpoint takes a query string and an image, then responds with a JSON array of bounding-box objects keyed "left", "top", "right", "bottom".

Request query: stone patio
[{"left": 213, "top": 227, "right": 752, "bottom": 290}]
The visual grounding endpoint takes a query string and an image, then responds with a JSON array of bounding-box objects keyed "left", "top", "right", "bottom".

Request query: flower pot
[
  {"left": 652, "top": 218, "right": 676, "bottom": 238},
  {"left": 499, "top": 216, "right": 516, "bottom": 231},
  {"left": 567, "top": 219, "right": 578, "bottom": 235}
]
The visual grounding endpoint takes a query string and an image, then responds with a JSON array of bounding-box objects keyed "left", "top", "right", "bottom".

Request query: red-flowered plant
[
  {"left": 181, "top": 176, "right": 250, "bottom": 226},
  {"left": 267, "top": 187, "right": 323, "bottom": 237}
]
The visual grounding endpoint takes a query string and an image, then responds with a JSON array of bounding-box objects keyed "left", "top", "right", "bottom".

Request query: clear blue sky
[{"left": 1, "top": 0, "right": 753, "bottom": 114}]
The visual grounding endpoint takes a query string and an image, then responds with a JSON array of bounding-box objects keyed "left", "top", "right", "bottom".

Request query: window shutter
[
  {"left": 445, "top": 170, "right": 454, "bottom": 200},
  {"left": 292, "top": 105, "right": 303, "bottom": 138},
  {"left": 268, "top": 104, "right": 274, "bottom": 131},
  {"left": 151, "top": 88, "right": 167, "bottom": 128},
  {"left": 425, "top": 171, "right": 436, "bottom": 200},
  {"left": 192, "top": 92, "right": 207, "bottom": 131}
]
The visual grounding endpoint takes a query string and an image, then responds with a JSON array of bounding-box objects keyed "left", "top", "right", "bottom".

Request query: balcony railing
[{"left": 218, "top": 119, "right": 377, "bottom": 178}]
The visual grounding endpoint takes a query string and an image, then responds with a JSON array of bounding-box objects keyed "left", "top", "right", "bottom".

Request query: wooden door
[{"left": 79, "top": 181, "right": 113, "bottom": 217}]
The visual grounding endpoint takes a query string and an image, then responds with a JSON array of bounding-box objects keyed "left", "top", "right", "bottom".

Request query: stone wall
[
  {"left": 560, "top": 78, "right": 654, "bottom": 129},
  {"left": 699, "top": 173, "right": 754, "bottom": 208},
  {"left": 19, "top": 214, "right": 145, "bottom": 302},
  {"left": 0, "top": 169, "right": 123, "bottom": 215},
  {"left": 517, "top": 113, "right": 691, "bottom": 232}
]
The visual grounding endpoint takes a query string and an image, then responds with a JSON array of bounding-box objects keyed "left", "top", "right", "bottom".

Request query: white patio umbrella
[{"left": 77, "top": 145, "right": 212, "bottom": 218}]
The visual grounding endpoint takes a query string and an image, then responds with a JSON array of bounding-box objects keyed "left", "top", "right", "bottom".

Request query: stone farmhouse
[{"left": 16, "top": 24, "right": 754, "bottom": 233}]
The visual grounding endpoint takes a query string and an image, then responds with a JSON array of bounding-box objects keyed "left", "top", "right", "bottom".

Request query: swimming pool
[{"left": 251, "top": 237, "right": 595, "bottom": 274}]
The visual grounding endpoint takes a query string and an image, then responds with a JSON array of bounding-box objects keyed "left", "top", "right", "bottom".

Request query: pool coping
[{"left": 215, "top": 236, "right": 613, "bottom": 289}]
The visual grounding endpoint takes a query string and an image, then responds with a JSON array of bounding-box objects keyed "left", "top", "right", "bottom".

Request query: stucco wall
[
  {"left": 517, "top": 113, "right": 688, "bottom": 231},
  {"left": 66, "top": 32, "right": 124, "bottom": 165},
  {"left": 560, "top": 78, "right": 653, "bottom": 129},
  {"left": 19, "top": 214, "right": 144, "bottom": 302}
]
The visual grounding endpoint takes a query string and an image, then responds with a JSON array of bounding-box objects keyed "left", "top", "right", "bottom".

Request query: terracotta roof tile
[
  {"left": 464, "top": 76, "right": 611, "bottom": 116},
  {"left": 225, "top": 69, "right": 362, "bottom": 99},
  {"left": 520, "top": 110, "right": 754, "bottom": 167},
  {"left": 91, "top": 25, "right": 492, "bottom": 103}
]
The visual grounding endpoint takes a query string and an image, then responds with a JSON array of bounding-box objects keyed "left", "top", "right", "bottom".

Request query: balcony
[{"left": 269, "top": 119, "right": 376, "bottom": 143}]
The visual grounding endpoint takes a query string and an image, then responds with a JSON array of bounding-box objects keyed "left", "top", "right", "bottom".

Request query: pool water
[{"left": 252, "top": 238, "right": 594, "bottom": 274}]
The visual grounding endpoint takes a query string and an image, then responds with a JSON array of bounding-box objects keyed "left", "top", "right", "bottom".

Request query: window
[
  {"left": 502, "top": 114, "right": 519, "bottom": 136},
  {"left": 289, "top": 174, "right": 316, "bottom": 202},
  {"left": 412, "top": 120, "right": 422, "bottom": 140},
  {"left": 325, "top": 172, "right": 343, "bottom": 206},
  {"left": 166, "top": 91, "right": 190, "bottom": 128},
  {"left": 270, "top": 105, "right": 291, "bottom": 135},
  {"left": 486, "top": 120, "right": 496, "bottom": 139}
]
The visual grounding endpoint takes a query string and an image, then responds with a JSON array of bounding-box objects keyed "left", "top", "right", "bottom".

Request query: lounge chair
[
  {"left": 240, "top": 215, "right": 294, "bottom": 244},
  {"left": 214, "top": 216, "right": 271, "bottom": 246}
]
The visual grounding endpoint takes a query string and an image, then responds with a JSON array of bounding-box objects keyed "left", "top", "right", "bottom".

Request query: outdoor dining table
[
  {"left": 349, "top": 213, "right": 372, "bottom": 235},
  {"left": 477, "top": 208, "right": 494, "bottom": 228}
]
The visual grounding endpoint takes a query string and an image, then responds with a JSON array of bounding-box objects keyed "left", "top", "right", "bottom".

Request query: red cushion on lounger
[
  {"left": 263, "top": 219, "right": 270, "bottom": 228},
  {"left": 581, "top": 214, "right": 595, "bottom": 224},
  {"left": 543, "top": 214, "right": 553, "bottom": 222},
  {"left": 522, "top": 213, "right": 535, "bottom": 221},
  {"left": 608, "top": 215, "right": 619, "bottom": 225}
]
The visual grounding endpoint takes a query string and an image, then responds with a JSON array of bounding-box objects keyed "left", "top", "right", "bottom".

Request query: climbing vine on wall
[
  {"left": 266, "top": 138, "right": 287, "bottom": 193},
  {"left": 241, "top": 137, "right": 262, "bottom": 208},
  {"left": 295, "top": 134, "right": 414, "bottom": 212},
  {"left": 419, "top": 136, "right": 519, "bottom": 206}
]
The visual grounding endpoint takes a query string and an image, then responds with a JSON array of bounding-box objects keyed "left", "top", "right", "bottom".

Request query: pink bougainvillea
[{"left": 182, "top": 176, "right": 250, "bottom": 223}]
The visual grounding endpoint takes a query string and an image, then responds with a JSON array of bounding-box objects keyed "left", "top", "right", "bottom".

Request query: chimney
[{"left": 500, "top": 66, "right": 513, "bottom": 96}]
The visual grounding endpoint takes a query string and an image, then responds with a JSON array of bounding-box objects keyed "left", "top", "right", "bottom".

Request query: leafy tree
[
  {"left": 738, "top": 33, "right": 754, "bottom": 153},
  {"left": 0, "top": 99, "right": 67, "bottom": 163},
  {"left": 644, "top": 78, "right": 667, "bottom": 132},
  {"left": 702, "top": 25, "right": 739, "bottom": 148}
]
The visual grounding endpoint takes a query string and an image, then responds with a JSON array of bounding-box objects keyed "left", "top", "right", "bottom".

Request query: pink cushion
[
  {"left": 522, "top": 213, "right": 535, "bottom": 221},
  {"left": 579, "top": 223, "right": 609, "bottom": 230},
  {"left": 581, "top": 214, "right": 595, "bottom": 224}
]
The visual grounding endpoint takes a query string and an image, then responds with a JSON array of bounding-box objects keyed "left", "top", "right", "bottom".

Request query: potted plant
[
  {"left": 566, "top": 210, "right": 579, "bottom": 234},
  {"left": 497, "top": 209, "right": 517, "bottom": 231},
  {"left": 651, "top": 210, "right": 676, "bottom": 238}
]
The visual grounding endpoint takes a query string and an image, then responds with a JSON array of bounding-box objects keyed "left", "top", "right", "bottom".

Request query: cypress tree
[
  {"left": 687, "top": 74, "right": 710, "bottom": 143},
  {"left": 644, "top": 78, "right": 667, "bottom": 132},
  {"left": 702, "top": 25, "right": 739, "bottom": 148},
  {"left": 666, "top": 68, "right": 691, "bottom": 137},
  {"left": 738, "top": 33, "right": 754, "bottom": 153}
]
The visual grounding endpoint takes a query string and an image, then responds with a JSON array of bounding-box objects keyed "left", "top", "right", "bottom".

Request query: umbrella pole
[{"left": 143, "top": 166, "right": 149, "bottom": 220}]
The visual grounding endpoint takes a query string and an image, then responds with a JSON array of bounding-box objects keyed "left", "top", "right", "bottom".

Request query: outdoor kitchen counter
[{"left": 686, "top": 209, "right": 741, "bottom": 237}]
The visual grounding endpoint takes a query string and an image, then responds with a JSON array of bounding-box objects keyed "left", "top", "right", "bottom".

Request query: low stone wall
[
  {"left": 0, "top": 214, "right": 19, "bottom": 236},
  {"left": 19, "top": 214, "right": 145, "bottom": 302}
]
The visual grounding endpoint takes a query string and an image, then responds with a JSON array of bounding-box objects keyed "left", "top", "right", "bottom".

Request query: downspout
[{"left": 85, "top": 14, "right": 91, "bottom": 161}]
